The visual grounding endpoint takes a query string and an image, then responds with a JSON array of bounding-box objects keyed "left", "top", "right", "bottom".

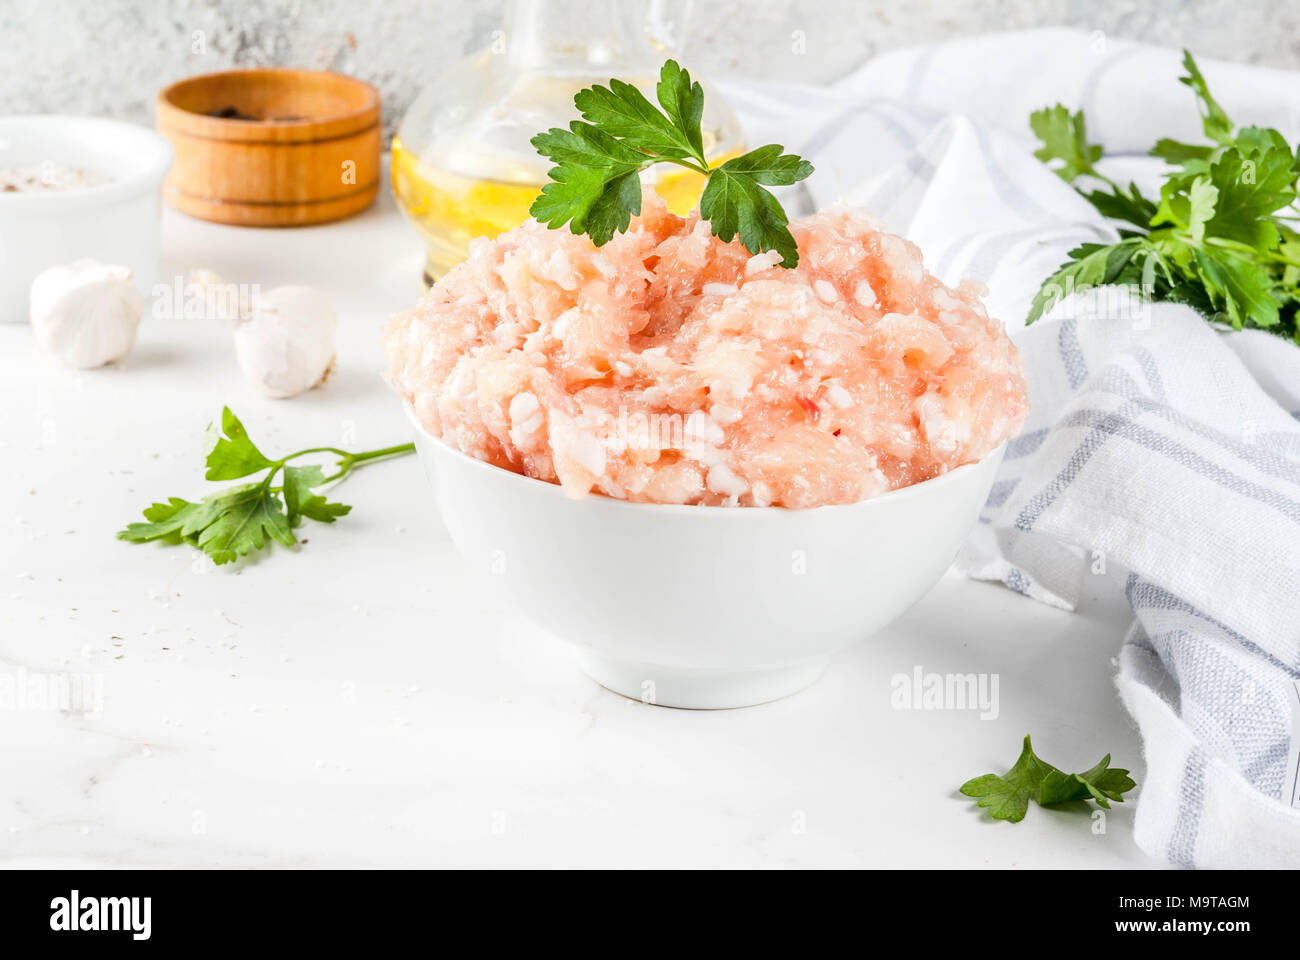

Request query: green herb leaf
[
  {"left": 1152, "top": 173, "right": 1218, "bottom": 240},
  {"left": 192, "top": 485, "right": 297, "bottom": 565},
  {"left": 959, "top": 735, "right": 1060, "bottom": 822},
  {"left": 1150, "top": 137, "right": 1215, "bottom": 167},
  {"left": 699, "top": 145, "right": 814, "bottom": 268},
  {"left": 1074, "top": 755, "right": 1139, "bottom": 805},
  {"left": 960, "top": 735, "right": 1135, "bottom": 823},
  {"left": 1280, "top": 225, "right": 1300, "bottom": 288},
  {"left": 1194, "top": 245, "right": 1281, "bottom": 329},
  {"left": 530, "top": 59, "right": 813, "bottom": 263},
  {"left": 205, "top": 407, "right": 274, "bottom": 481},
  {"left": 1027, "top": 239, "right": 1141, "bottom": 324},
  {"left": 1179, "top": 50, "right": 1234, "bottom": 146},
  {"left": 1234, "top": 125, "right": 1296, "bottom": 162},
  {"left": 283, "top": 464, "right": 352, "bottom": 527},
  {"left": 528, "top": 125, "right": 650, "bottom": 245},
  {"left": 654, "top": 59, "right": 705, "bottom": 158},
  {"left": 1185, "top": 176, "right": 1219, "bottom": 243},
  {"left": 1029, "top": 105, "right": 1103, "bottom": 182},
  {"left": 1081, "top": 184, "right": 1157, "bottom": 230},
  {"left": 117, "top": 496, "right": 217, "bottom": 546},
  {"left": 117, "top": 485, "right": 294, "bottom": 566},
  {"left": 573, "top": 70, "right": 699, "bottom": 162},
  {"left": 120, "top": 408, "right": 413, "bottom": 566},
  {"left": 1203, "top": 146, "right": 1296, "bottom": 249}
]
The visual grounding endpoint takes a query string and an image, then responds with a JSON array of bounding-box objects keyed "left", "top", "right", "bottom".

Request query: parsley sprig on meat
[
  {"left": 1028, "top": 51, "right": 1300, "bottom": 341},
  {"left": 529, "top": 60, "right": 814, "bottom": 267}
]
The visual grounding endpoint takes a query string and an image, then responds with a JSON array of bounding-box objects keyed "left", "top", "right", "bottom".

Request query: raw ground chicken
[{"left": 384, "top": 189, "right": 1027, "bottom": 508}]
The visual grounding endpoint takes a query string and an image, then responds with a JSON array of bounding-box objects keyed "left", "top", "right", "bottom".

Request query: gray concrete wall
[{"left": 2, "top": 0, "right": 1296, "bottom": 141}]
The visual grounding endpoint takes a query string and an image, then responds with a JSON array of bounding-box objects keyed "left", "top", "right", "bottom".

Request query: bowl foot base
[{"left": 573, "top": 650, "right": 828, "bottom": 709}]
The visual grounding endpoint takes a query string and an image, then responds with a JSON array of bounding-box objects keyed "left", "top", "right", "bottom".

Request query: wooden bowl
[{"left": 156, "top": 68, "right": 381, "bottom": 227}]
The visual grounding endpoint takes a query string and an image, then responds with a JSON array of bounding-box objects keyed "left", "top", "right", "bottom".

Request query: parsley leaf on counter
[
  {"left": 119, "top": 407, "right": 414, "bottom": 566},
  {"left": 960, "top": 734, "right": 1136, "bottom": 822},
  {"left": 203, "top": 406, "right": 274, "bottom": 480},
  {"left": 1028, "top": 50, "right": 1300, "bottom": 341},
  {"left": 530, "top": 59, "right": 814, "bottom": 266}
]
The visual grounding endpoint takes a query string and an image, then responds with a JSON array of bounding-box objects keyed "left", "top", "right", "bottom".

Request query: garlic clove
[
  {"left": 232, "top": 285, "right": 337, "bottom": 399},
  {"left": 29, "top": 259, "right": 143, "bottom": 369}
]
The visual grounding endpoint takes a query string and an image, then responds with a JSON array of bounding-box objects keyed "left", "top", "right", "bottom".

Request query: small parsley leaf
[
  {"left": 205, "top": 407, "right": 274, "bottom": 480},
  {"left": 1203, "top": 146, "right": 1295, "bottom": 249},
  {"left": 118, "top": 496, "right": 217, "bottom": 545},
  {"left": 960, "top": 735, "right": 1136, "bottom": 823},
  {"left": 700, "top": 145, "right": 814, "bottom": 267},
  {"left": 573, "top": 73, "right": 699, "bottom": 162},
  {"left": 1185, "top": 176, "right": 1219, "bottom": 243},
  {"left": 1150, "top": 137, "right": 1215, "bottom": 167},
  {"left": 1193, "top": 245, "right": 1281, "bottom": 329},
  {"left": 283, "top": 464, "right": 352, "bottom": 527},
  {"left": 1179, "top": 49, "right": 1234, "bottom": 146},
  {"left": 1026, "top": 239, "right": 1143, "bottom": 324},
  {"left": 655, "top": 60, "right": 705, "bottom": 158},
  {"left": 193, "top": 484, "right": 297, "bottom": 565},
  {"left": 1082, "top": 183, "right": 1157, "bottom": 230},
  {"left": 528, "top": 125, "right": 649, "bottom": 244},
  {"left": 1029, "top": 105, "right": 1103, "bottom": 182}
]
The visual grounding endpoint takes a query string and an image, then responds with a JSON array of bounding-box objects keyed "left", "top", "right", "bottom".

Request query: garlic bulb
[
  {"left": 30, "top": 259, "right": 143, "bottom": 368},
  {"left": 233, "top": 285, "right": 337, "bottom": 399}
]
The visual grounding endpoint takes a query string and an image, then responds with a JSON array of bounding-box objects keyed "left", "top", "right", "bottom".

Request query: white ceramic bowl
[
  {"left": 0, "top": 116, "right": 173, "bottom": 323},
  {"left": 410, "top": 408, "right": 1004, "bottom": 708}
]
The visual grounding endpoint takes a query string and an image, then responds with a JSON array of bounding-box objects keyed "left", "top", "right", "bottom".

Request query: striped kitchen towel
[
  {"left": 724, "top": 29, "right": 1300, "bottom": 867},
  {"left": 965, "top": 293, "right": 1300, "bottom": 869}
]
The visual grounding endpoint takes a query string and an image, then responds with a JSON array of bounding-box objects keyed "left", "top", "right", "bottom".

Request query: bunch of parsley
[
  {"left": 1028, "top": 51, "right": 1300, "bottom": 341},
  {"left": 529, "top": 59, "right": 813, "bottom": 267},
  {"left": 118, "top": 408, "right": 413, "bottom": 565}
]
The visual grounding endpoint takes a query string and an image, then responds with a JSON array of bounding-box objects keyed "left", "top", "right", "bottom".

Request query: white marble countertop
[{"left": 0, "top": 183, "right": 1160, "bottom": 869}]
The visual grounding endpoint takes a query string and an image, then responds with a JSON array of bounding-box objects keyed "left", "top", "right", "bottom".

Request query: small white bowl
[
  {"left": 0, "top": 116, "right": 173, "bottom": 323},
  {"left": 409, "top": 407, "right": 1004, "bottom": 709}
]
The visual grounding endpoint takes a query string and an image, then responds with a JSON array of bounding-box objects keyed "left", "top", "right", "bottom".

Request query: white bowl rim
[
  {"left": 404, "top": 401, "right": 1005, "bottom": 518},
  {"left": 0, "top": 115, "right": 173, "bottom": 212}
]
